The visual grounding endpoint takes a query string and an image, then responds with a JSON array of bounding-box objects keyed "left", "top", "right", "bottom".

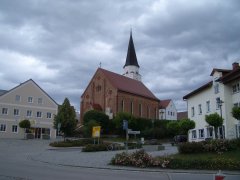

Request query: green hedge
[
  {"left": 178, "top": 139, "right": 239, "bottom": 154},
  {"left": 49, "top": 138, "right": 95, "bottom": 147},
  {"left": 82, "top": 144, "right": 108, "bottom": 152}
]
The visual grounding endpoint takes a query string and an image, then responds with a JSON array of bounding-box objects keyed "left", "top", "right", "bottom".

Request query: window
[
  {"left": 198, "top": 104, "right": 202, "bottom": 115},
  {"left": 192, "top": 130, "right": 197, "bottom": 139},
  {"left": 47, "top": 112, "right": 52, "bottom": 119},
  {"left": 207, "top": 127, "right": 213, "bottom": 138},
  {"left": 214, "top": 83, "right": 219, "bottom": 94},
  {"left": 2, "top": 108, "right": 8, "bottom": 115},
  {"left": 147, "top": 106, "right": 150, "bottom": 118},
  {"left": 206, "top": 101, "right": 210, "bottom": 112},
  {"left": 139, "top": 104, "right": 142, "bottom": 117},
  {"left": 121, "top": 100, "right": 124, "bottom": 112},
  {"left": 216, "top": 97, "right": 220, "bottom": 109},
  {"left": 234, "top": 103, "right": 239, "bottom": 107},
  {"left": 28, "top": 97, "right": 33, "bottom": 103},
  {"left": 96, "top": 85, "right": 101, "bottom": 92},
  {"left": 233, "top": 83, "right": 240, "bottom": 93},
  {"left": 12, "top": 125, "right": 18, "bottom": 133},
  {"left": 38, "top": 98, "right": 43, "bottom": 104},
  {"left": 199, "top": 129, "right": 205, "bottom": 139},
  {"left": 14, "top": 109, "right": 19, "bottom": 116},
  {"left": 27, "top": 110, "right": 32, "bottom": 117},
  {"left": 191, "top": 107, "right": 195, "bottom": 117},
  {"left": 15, "top": 95, "right": 21, "bottom": 102},
  {"left": 130, "top": 101, "right": 133, "bottom": 114},
  {"left": 0, "top": 124, "right": 6, "bottom": 132},
  {"left": 37, "top": 111, "right": 42, "bottom": 118}
]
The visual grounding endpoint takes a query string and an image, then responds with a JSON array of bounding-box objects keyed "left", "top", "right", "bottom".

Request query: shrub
[
  {"left": 178, "top": 142, "right": 204, "bottom": 154},
  {"left": 82, "top": 144, "right": 108, "bottom": 152},
  {"left": 178, "top": 139, "right": 239, "bottom": 154},
  {"left": 49, "top": 138, "right": 95, "bottom": 147}
]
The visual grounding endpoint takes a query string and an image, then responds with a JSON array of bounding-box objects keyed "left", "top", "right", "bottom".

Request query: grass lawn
[{"left": 158, "top": 150, "right": 240, "bottom": 170}]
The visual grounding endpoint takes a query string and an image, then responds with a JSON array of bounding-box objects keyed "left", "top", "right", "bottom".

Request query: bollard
[{"left": 214, "top": 170, "right": 225, "bottom": 180}]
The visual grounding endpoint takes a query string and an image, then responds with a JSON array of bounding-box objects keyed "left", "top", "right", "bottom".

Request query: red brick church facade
[{"left": 80, "top": 33, "right": 160, "bottom": 123}]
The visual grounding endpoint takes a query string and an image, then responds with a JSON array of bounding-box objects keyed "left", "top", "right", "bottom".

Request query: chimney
[{"left": 232, "top": 62, "right": 239, "bottom": 70}]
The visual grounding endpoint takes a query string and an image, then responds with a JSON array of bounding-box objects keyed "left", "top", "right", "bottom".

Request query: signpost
[
  {"left": 92, "top": 126, "right": 101, "bottom": 144},
  {"left": 123, "top": 120, "right": 128, "bottom": 152}
]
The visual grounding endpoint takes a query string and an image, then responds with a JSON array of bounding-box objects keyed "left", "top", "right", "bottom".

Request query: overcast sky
[{"left": 0, "top": 0, "right": 240, "bottom": 112}]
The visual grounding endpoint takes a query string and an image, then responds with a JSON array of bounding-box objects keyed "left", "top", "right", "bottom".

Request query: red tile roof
[
  {"left": 100, "top": 68, "right": 159, "bottom": 101},
  {"left": 159, "top": 99, "right": 171, "bottom": 108}
]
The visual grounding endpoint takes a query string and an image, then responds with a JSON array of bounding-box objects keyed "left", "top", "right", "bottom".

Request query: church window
[
  {"left": 96, "top": 85, "right": 101, "bottom": 92},
  {"left": 139, "top": 104, "right": 142, "bottom": 117},
  {"left": 121, "top": 100, "right": 124, "bottom": 112},
  {"left": 130, "top": 101, "right": 134, "bottom": 114}
]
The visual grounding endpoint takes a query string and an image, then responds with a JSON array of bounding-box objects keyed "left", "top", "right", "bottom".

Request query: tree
[
  {"left": 83, "top": 120, "right": 100, "bottom": 137},
  {"left": 167, "top": 121, "right": 180, "bottom": 137},
  {"left": 83, "top": 110, "right": 109, "bottom": 134},
  {"left": 54, "top": 98, "right": 77, "bottom": 139},
  {"left": 113, "top": 112, "right": 135, "bottom": 135},
  {"left": 19, "top": 119, "right": 31, "bottom": 139},
  {"left": 205, "top": 113, "right": 223, "bottom": 139},
  {"left": 232, "top": 106, "right": 240, "bottom": 120},
  {"left": 179, "top": 119, "right": 195, "bottom": 135}
]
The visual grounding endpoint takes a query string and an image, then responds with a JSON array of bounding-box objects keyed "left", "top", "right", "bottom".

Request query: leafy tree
[
  {"left": 19, "top": 119, "right": 31, "bottom": 139},
  {"left": 205, "top": 113, "right": 223, "bottom": 139},
  {"left": 83, "top": 110, "right": 110, "bottom": 134},
  {"left": 232, "top": 106, "right": 240, "bottom": 120},
  {"left": 54, "top": 98, "right": 77, "bottom": 138},
  {"left": 167, "top": 121, "right": 180, "bottom": 137},
  {"left": 83, "top": 120, "right": 100, "bottom": 137},
  {"left": 179, "top": 119, "right": 195, "bottom": 135},
  {"left": 113, "top": 112, "right": 134, "bottom": 135},
  {"left": 19, "top": 119, "right": 31, "bottom": 129}
]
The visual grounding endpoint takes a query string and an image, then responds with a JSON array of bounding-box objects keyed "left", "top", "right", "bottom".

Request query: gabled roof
[
  {"left": 0, "top": 90, "right": 7, "bottom": 96},
  {"left": 159, "top": 99, "right": 171, "bottom": 109},
  {"left": 82, "top": 68, "right": 159, "bottom": 101},
  {"left": 183, "top": 81, "right": 212, "bottom": 100},
  {"left": 220, "top": 66, "right": 240, "bottom": 84},
  {"left": 124, "top": 32, "right": 139, "bottom": 68},
  {"left": 101, "top": 68, "right": 158, "bottom": 101},
  {"left": 210, "top": 68, "right": 231, "bottom": 76},
  {"left": 0, "top": 79, "right": 58, "bottom": 106}
]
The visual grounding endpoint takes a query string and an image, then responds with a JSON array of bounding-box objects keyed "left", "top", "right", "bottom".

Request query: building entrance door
[{"left": 35, "top": 128, "right": 41, "bottom": 139}]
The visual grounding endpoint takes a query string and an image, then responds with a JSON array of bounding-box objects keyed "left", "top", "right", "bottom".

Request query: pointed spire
[{"left": 124, "top": 31, "right": 139, "bottom": 68}]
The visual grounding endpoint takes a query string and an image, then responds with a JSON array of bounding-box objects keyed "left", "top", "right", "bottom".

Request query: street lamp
[{"left": 216, "top": 97, "right": 224, "bottom": 139}]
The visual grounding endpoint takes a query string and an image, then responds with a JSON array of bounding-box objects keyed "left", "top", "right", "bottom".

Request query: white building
[
  {"left": 183, "top": 62, "right": 240, "bottom": 142},
  {"left": 159, "top": 99, "right": 177, "bottom": 120},
  {"left": 0, "top": 79, "right": 58, "bottom": 139}
]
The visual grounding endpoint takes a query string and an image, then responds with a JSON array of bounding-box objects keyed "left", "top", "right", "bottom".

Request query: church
[{"left": 80, "top": 33, "right": 160, "bottom": 122}]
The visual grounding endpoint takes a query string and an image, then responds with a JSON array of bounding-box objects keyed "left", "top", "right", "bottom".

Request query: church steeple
[
  {"left": 124, "top": 31, "right": 139, "bottom": 68},
  {"left": 123, "top": 31, "right": 141, "bottom": 81}
]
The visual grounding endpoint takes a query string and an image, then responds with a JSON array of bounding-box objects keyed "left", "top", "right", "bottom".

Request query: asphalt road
[{"left": 0, "top": 139, "right": 239, "bottom": 180}]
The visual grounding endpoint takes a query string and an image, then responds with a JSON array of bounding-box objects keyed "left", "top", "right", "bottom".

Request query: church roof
[
  {"left": 124, "top": 32, "right": 139, "bottom": 68},
  {"left": 99, "top": 68, "right": 158, "bottom": 101}
]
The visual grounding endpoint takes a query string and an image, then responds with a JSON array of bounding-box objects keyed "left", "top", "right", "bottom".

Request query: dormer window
[{"left": 28, "top": 97, "right": 33, "bottom": 103}]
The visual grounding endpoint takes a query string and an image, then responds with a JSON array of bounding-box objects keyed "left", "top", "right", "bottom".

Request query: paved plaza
[{"left": 0, "top": 139, "right": 240, "bottom": 180}]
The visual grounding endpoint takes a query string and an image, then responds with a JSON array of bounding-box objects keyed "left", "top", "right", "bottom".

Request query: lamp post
[{"left": 216, "top": 97, "right": 224, "bottom": 139}]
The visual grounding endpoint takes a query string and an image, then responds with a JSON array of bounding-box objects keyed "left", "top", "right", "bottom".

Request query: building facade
[
  {"left": 183, "top": 62, "right": 240, "bottom": 142},
  {"left": 159, "top": 99, "right": 177, "bottom": 120},
  {"left": 0, "top": 79, "right": 58, "bottom": 139},
  {"left": 80, "top": 33, "right": 159, "bottom": 122}
]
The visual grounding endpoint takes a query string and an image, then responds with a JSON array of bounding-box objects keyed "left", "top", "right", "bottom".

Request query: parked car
[{"left": 173, "top": 135, "right": 187, "bottom": 143}]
